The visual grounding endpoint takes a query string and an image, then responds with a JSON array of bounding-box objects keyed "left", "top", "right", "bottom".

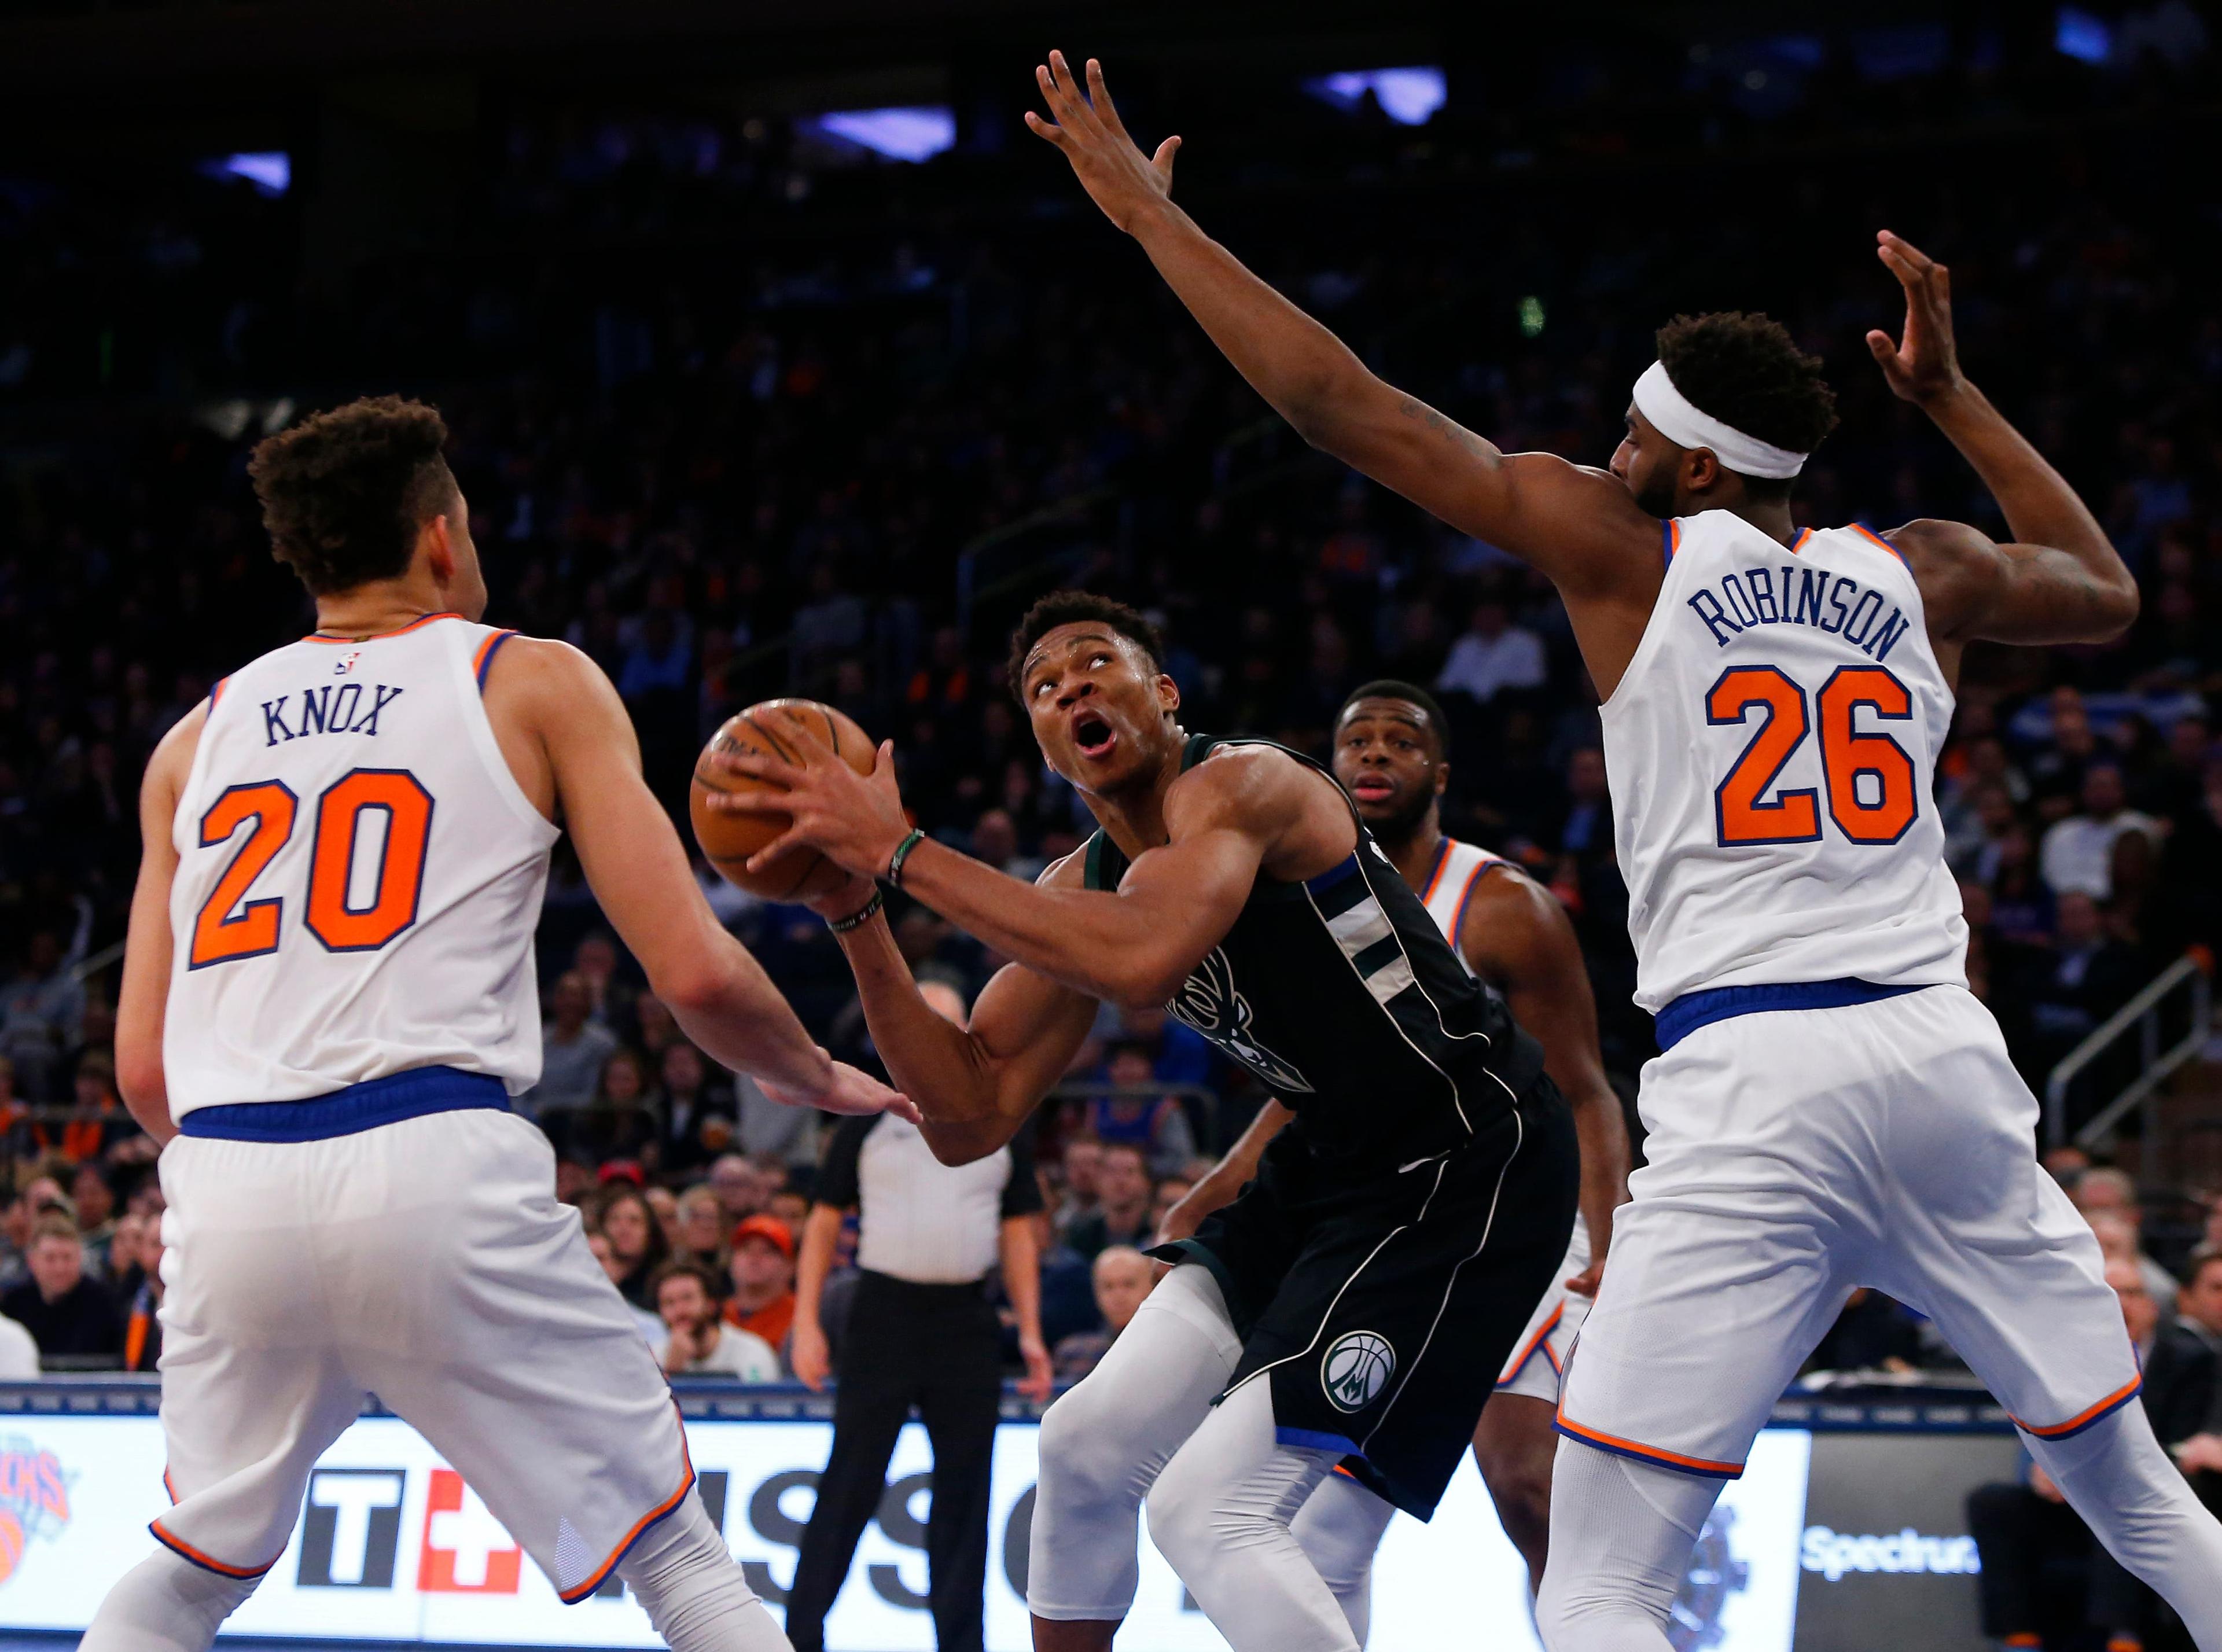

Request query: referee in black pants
[{"left": 784, "top": 979, "right": 1053, "bottom": 1652}]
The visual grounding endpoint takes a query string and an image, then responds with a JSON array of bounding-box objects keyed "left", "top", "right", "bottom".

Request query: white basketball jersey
[
  {"left": 1418, "top": 837, "right": 1507, "bottom": 970},
  {"left": 164, "top": 613, "right": 558, "bottom": 1116},
  {"left": 1599, "top": 511, "right": 1966, "bottom": 1013}
]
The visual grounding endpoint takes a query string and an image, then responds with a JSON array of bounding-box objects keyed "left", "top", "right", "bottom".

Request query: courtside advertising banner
[{"left": 0, "top": 1412, "right": 1821, "bottom": 1649}]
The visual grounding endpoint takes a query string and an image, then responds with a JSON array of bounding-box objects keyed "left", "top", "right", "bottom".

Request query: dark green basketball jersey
[{"left": 1080, "top": 734, "right": 1546, "bottom": 1171}]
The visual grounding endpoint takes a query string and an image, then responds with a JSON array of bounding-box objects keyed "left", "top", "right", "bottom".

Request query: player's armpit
[
  {"left": 115, "top": 705, "right": 204, "bottom": 1141},
  {"left": 1897, "top": 518, "right": 2140, "bottom": 650}
]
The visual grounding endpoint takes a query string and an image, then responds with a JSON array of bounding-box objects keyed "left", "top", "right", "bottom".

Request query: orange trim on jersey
[
  {"left": 1418, "top": 838, "right": 1455, "bottom": 904},
  {"left": 1554, "top": 1412, "right": 1744, "bottom": 1479},
  {"left": 1787, "top": 529, "right": 1812, "bottom": 554},
  {"left": 472, "top": 627, "right": 518, "bottom": 687},
  {"left": 1448, "top": 856, "right": 1504, "bottom": 951},
  {"left": 208, "top": 675, "right": 230, "bottom": 708},
  {"left": 163, "top": 1466, "right": 178, "bottom": 1504},
  {"left": 1848, "top": 523, "right": 1906, "bottom": 564},
  {"left": 302, "top": 611, "right": 463, "bottom": 644},
  {"left": 2014, "top": 1375, "right": 2143, "bottom": 1440},
  {"left": 1665, "top": 519, "right": 1683, "bottom": 560},
  {"left": 1498, "top": 1301, "right": 1564, "bottom": 1387},
  {"left": 557, "top": 1417, "right": 697, "bottom": 1603},
  {"left": 149, "top": 1519, "right": 281, "bottom": 1579}
]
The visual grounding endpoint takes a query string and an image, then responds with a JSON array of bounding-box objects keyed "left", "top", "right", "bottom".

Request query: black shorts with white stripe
[{"left": 1152, "top": 1075, "right": 1577, "bottom": 1521}]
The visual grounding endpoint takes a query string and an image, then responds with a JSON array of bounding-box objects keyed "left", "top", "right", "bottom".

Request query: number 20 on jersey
[
  {"left": 1707, "top": 665, "right": 1918, "bottom": 848},
  {"left": 190, "top": 768, "right": 435, "bottom": 967}
]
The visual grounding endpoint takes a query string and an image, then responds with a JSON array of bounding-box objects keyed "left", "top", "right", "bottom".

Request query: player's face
[
  {"left": 1333, "top": 701, "right": 1444, "bottom": 839},
  {"left": 1020, "top": 623, "right": 1180, "bottom": 794},
  {"left": 1610, "top": 404, "right": 1682, "bottom": 519}
]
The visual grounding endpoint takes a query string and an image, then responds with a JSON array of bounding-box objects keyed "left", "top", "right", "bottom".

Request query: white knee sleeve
[
  {"left": 80, "top": 1547, "right": 262, "bottom": 1652},
  {"left": 1144, "top": 1378, "right": 1356, "bottom": 1652},
  {"left": 1290, "top": 1470, "right": 1396, "bottom": 1646},
  {"left": 619, "top": 1493, "right": 792, "bottom": 1652},
  {"left": 1535, "top": 1438, "right": 1722, "bottom": 1652},
  {"left": 1028, "top": 1263, "right": 1242, "bottom": 1622},
  {"left": 2029, "top": 1407, "right": 2222, "bottom": 1651}
]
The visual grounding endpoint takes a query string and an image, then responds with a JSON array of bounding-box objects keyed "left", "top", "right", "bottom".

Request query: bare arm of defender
[
  {"left": 480, "top": 636, "right": 911, "bottom": 1117},
  {"left": 826, "top": 853, "right": 1102, "bottom": 1165},
  {"left": 1462, "top": 871, "right": 1629, "bottom": 1296},
  {"left": 1157, "top": 1099, "right": 1292, "bottom": 1245},
  {"left": 114, "top": 706, "right": 205, "bottom": 1143},
  {"left": 1024, "top": 53, "right": 1660, "bottom": 608},
  {"left": 1864, "top": 231, "right": 2137, "bottom": 658}
]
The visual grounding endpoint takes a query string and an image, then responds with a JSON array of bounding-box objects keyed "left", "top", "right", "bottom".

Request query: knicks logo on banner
[
  {"left": 417, "top": 1469, "right": 522, "bottom": 1594},
  {"left": 0, "top": 1437, "right": 71, "bottom": 1585}
]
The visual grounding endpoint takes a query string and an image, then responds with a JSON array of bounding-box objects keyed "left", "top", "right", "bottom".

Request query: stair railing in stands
[{"left": 2044, "top": 952, "right": 2213, "bottom": 1152}]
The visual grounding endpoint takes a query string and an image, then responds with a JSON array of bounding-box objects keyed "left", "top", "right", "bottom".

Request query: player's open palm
[
  {"left": 1026, "top": 52, "right": 1179, "bottom": 236},
  {"left": 1866, "top": 229, "right": 1966, "bottom": 408},
  {"left": 764, "top": 1061, "right": 923, "bottom": 1123}
]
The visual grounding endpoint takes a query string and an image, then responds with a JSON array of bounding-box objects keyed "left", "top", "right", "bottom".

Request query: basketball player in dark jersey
[
  {"left": 1162, "top": 681, "right": 1628, "bottom": 1628},
  {"left": 706, "top": 592, "right": 1577, "bottom": 1652}
]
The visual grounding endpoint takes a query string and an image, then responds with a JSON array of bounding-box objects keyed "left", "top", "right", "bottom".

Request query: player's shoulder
[
  {"left": 1038, "top": 841, "right": 1091, "bottom": 889},
  {"left": 1455, "top": 850, "right": 1574, "bottom": 951},
  {"left": 1173, "top": 737, "right": 1318, "bottom": 815}
]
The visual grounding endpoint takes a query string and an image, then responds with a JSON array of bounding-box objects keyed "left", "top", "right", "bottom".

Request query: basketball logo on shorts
[{"left": 1321, "top": 1331, "right": 1396, "bottom": 1412}]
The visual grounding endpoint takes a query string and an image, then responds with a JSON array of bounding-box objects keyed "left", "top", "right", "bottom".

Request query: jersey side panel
[
  {"left": 1599, "top": 513, "right": 1966, "bottom": 1011},
  {"left": 163, "top": 619, "right": 558, "bottom": 1112}
]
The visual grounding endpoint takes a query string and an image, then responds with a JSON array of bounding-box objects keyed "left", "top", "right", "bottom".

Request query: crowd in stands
[{"left": 0, "top": 13, "right": 2219, "bottom": 1391}]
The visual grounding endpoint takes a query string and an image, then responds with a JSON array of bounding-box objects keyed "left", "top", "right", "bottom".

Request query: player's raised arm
[
  {"left": 1025, "top": 52, "right": 1658, "bottom": 598},
  {"left": 487, "top": 635, "right": 907, "bottom": 1118},
  {"left": 1867, "top": 230, "right": 2139, "bottom": 652},
  {"left": 823, "top": 856, "right": 1102, "bottom": 1165}
]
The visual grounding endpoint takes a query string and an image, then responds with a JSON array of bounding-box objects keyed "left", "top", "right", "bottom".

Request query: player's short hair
[
  {"left": 1655, "top": 313, "right": 1838, "bottom": 494},
  {"left": 649, "top": 1258, "right": 723, "bottom": 1303},
  {"left": 247, "top": 395, "right": 457, "bottom": 596},
  {"left": 1337, "top": 680, "right": 1451, "bottom": 754},
  {"left": 1006, "top": 591, "right": 1165, "bottom": 703}
]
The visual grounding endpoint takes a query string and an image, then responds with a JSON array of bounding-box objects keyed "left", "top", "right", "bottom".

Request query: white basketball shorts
[
  {"left": 153, "top": 1072, "right": 694, "bottom": 1601},
  {"left": 1556, "top": 984, "right": 2140, "bottom": 1478},
  {"left": 1496, "top": 1218, "right": 1591, "bottom": 1403}
]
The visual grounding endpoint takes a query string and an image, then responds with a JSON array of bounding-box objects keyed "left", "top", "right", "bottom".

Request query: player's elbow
[
  {"left": 115, "top": 1050, "right": 167, "bottom": 1118},
  {"left": 2091, "top": 571, "right": 2140, "bottom": 641},
  {"left": 648, "top": 956, "right": 733, "bottom": 1022},
  {"left": 922, "top": 1118, "right": 1011, "bottom": 1167}
]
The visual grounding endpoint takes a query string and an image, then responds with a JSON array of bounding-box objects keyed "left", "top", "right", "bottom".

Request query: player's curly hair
[
  {"left": 1656, "top": 312, "right": 1838, "bottom": 492},
  {"left": 1006, "top": 591, "right": 1166, "bottom": 702},
  {"left": 246, "top": 395, "right": 456, "bottom": 595}
]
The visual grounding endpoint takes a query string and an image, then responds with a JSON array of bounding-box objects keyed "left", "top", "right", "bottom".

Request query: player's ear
[
  {"left": 1433, "top": 760, "right": 1450, "bottom": 799},
  {"left": 1156, "top": 672, "right": 1180, "bottom": 715},
  {"left": 420, "top": 510, "right": 457, "bottom": 586},
  {"left": 1684, "top": 447, "right": 1724, "bottom": 499}
]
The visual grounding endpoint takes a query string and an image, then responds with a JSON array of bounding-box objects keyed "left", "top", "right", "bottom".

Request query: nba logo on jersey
[{"left": 1322, "top": 1331, "right": 1396, "bottom": 1412}]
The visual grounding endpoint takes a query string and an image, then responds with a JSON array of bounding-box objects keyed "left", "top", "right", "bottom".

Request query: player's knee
[
  {"left": 1141, "top": 1444, "right": 1214, "bottom": 1564},
  {"left": 1491, "top": 1461, "right": 1554, "bottom": 1559},
  {"left": 1038, "top": 1379, "right": 1140, "bottom": 1513}
]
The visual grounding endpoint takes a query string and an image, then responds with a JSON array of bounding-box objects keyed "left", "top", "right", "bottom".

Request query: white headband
[{"left": 1631, "top": 360, "right": 1808, "bottom": 480}]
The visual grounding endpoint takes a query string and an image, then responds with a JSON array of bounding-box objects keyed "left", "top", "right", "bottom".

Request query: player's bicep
[
  {"left": 1908, "top": 522, "right": 2133, "bottom": 648},
  {"left": 969, "top": 961, "right": 1099, "bottom": 1120}
]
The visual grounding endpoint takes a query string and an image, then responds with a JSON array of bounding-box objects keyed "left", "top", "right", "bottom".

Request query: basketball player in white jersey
[
  {"left": 82, "top": 396, "right": 911, "bottom": 1652},
  {"left": 1028, "top": 53, "right": 2222, "bottom": 1650},
  {"left": 1161, "top": 679, "right": 1627, "bottom": 1632}
]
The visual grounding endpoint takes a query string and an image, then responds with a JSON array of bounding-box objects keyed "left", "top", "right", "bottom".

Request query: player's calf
[
  {"left": 1474, "top": 1392, "right": 1559, "bottom": 1590},
  {"left": 619, "top": 1493, "right": 794, "bottom": 1652},
  {"left": 78, "top": 1548, "right": 262, "bottom": 1652}
]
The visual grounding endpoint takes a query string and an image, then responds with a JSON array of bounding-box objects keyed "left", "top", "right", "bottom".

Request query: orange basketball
[{"left": 690, "top": 699, "right": 875, "bottom": 902}]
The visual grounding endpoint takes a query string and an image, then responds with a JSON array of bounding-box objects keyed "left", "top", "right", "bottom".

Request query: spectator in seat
[
  {"left": 673, "top": 1184, "right": 731, "bottom": 1276},
  {"left": 1052, "top": 1137, "right": 1103, "bottom": 1238},
  {"left": 587, "top": 1231, "right": 667, "bottom": 1345},
  {"left": 1053, "top": 1245, "right": 1156, "bottom": 1379},
  {"left": 72, "top": 1161, "right": 116, "bottom": 1277},
  {"left": 525, "top": 970, "right": 616, "bottom": 1124},
  {"left": 1435, "top": 597, "right": 1546, "bottom": 707},
  {"left": 0, "top": 1215, "right": 121, "bottom": 1362},
  {"left": 1968, "top": 1257, "right": 2216, "bottom": 1649},
  {"left": 2041, "top": 763, "right": 2158, "bottom": 903},
  {"left": 1062, "top": 1142, "right": 1154, "bottom": 1260},
  {"left": 119, "top": 1211, "right": 163, "bottom": 1373},
  {"left": 0, "top": 928, "right": 86, "bottom": 1102},
  {"left": 590, "top": 1182, "right": 668, "bottom": 1310},
  {"left": 0, "top": 1173, "right": 65, "bottom": 1293},
  {"left": 654, "top": 1042, "right": 733, "bottom": 1176},
  {"left": 2021, "top": 893, "right": 2144, "bottom": 1083},
  {"left": 2180, "top": 1248, "right": 2222, "bottom": 1351},
  {"left": 1804, "top": 1287, "right": 1923, "bottom": 1374},
  {"left": 707, "top": 1152, "right": 767, "bottom": 1228},
  {"left": 724, "top": 1213, "right": 797, "bottom": 1356},
  {"left": 55, "top": 1058, "right": 134, "bottom": 1164},
  {"left": 1088, "top": 1040, "right": 1197, "bottom": 1176},
  {"left": 652, "top": 1260, "right": 779, "bottom": 1381}
]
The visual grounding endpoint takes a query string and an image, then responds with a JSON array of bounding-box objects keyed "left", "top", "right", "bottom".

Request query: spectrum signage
[{"left": 0, "top": 1410, "right": 2017, "bottom": 1650}]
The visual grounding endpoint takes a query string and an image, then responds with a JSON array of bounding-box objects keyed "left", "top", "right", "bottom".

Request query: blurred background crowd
[{"left": 0, "top": 2, "right": 2219, "bottom": 1437}]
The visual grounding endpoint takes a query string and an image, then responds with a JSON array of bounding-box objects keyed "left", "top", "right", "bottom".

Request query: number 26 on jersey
[
  {"left": 190, "top": 768, "right": 435, "bottom": 967},
  {"left": 1707, "top": 665, "right": 1917, "bottom": 848}
]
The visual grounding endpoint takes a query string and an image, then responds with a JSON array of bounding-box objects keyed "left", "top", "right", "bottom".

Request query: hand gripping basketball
[{"left": 695, "top": 703, "right": 914, "bottom": 892}]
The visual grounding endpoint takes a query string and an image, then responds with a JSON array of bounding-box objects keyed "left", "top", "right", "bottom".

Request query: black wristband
[
  {"left": 884, "top": 827, "right": 928, "bottom": 888},
  {"left": 827, "top": 889, "right": 884, "bottom": 934}
]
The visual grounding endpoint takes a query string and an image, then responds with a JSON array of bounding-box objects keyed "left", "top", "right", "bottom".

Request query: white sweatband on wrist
[{"left": 1631, "top": 360, "right": 1808, "bottom": 479}]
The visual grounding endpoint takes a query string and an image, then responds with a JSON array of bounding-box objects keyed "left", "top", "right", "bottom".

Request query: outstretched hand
[
  {"left": 701, "top": 708, "right": 913, "bottom": 882},
  {"left": 761, "top": 1059, "right": 923, "bottom": 1124},
  {"left": 1025, "top": 51, "right": 1181, "bottom": 235},
  {"left": 1866, "top": 229, "right": 1966, "bottom": 409}
]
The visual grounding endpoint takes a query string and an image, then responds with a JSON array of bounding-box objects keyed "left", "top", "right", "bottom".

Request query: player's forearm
[
  {"left": 895, "top": 839, "right": 1191, "bottom": 1005},
  {"left": 1566, "top": 1076, "right": 1631, "bottom": 1257},
  {"left": 659, "top": 937, "right": 834, "bottom": 1099},
  {"left": 834, "top": 915, "right": 1031, "bottom": 1149},
  {"left": 1162, "top": 1101, "right": 1289, "bottom": 1238},
  {"left": 1923, "top": 381, "right": 2135, "bottom": 616},
  {"left": 1125, "top": 200, "right": 1395, "bottom": 454}
]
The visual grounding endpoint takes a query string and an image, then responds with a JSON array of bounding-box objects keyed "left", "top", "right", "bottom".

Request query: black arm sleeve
[
  {"left": 815, "top": 1116, "right": 875, "bottom": 1212},
  {"left": 999, "top": 1120, "right": 1045, "bottom": 1219}
]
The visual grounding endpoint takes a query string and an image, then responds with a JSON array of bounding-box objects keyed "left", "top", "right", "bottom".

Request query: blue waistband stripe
[
  {"left": 178, "top": 1066, "right": 509, "bottom": 1142},
  {"left": 1654, "top": 979, "right": 1921, "bottom": 1053}
]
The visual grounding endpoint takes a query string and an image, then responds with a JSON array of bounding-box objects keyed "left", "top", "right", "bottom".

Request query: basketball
[{"left": 690, "top": 700, "right": 875, "bottom": 902}]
